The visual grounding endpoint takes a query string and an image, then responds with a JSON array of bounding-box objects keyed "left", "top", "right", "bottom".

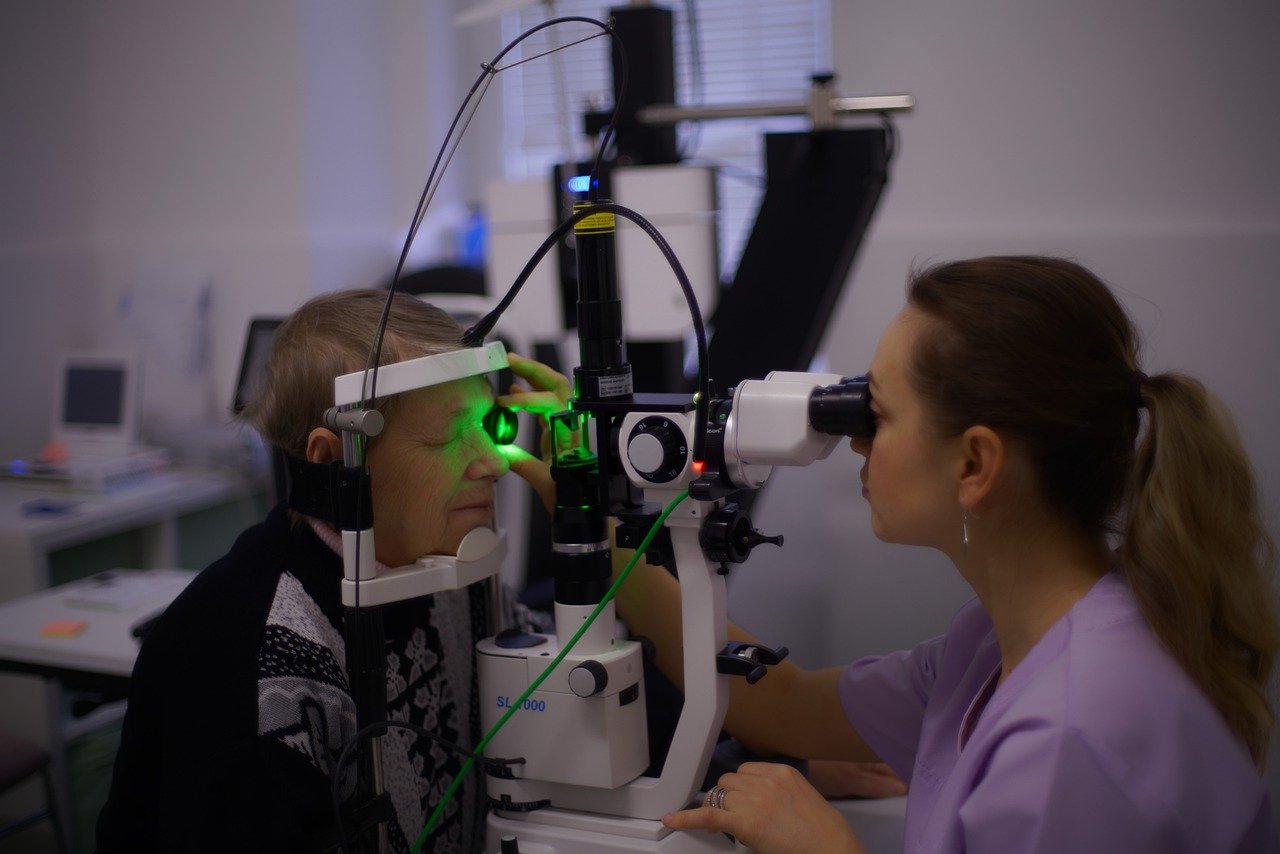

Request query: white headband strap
[{"left": 333, "top": 340, "right": 508, "bottom": 407}]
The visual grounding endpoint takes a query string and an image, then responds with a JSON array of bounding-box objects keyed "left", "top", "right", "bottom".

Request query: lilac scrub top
[{"left": 839, "top": 572, "right": 1278, "bottom": 853}]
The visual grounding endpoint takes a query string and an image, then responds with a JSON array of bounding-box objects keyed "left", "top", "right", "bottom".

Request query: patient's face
[{"left": 368, "top": 375, "right": 509, "bottom": 566}]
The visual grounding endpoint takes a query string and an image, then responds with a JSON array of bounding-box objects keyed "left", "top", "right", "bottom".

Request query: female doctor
[{"left": 624, "top": 256, "right": 1280, "bottom": 852}]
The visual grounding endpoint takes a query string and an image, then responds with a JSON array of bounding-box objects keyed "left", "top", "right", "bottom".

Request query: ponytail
[{"left": 1123, "top": 372, "right": 1279, "bottom": 768}]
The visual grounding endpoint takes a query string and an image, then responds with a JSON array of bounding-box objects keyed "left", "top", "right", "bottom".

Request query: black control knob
[
  {"left": 627, "top": 417, "right": 689, "bottom": 483},
  {"left": 568, "top": 660, "right": 609, "bottom": 697},
  {"left": 701, "top": 505, "right": 785, "bottom": 565},
  {"left": 493, "top": 628, "right": 548, "bottom": 650}
]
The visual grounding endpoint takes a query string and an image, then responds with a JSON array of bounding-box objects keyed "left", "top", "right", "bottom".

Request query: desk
[
  {"left": 0, "top": 467, "right": 265, "bottom": 853},
  {"left": 0, "top": 569, "right": 196, "bottom": 686},
  {"left": 0, "top": 466, "right": 261, "bottom": 597}
]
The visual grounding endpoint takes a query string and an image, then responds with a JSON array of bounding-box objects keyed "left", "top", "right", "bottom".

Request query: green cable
[{"left": 412, "top": 488, "right": 691, "bottom": 853}]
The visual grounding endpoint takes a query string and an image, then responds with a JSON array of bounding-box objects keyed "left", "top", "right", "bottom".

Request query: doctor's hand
[
  {"left": 663, "top": 763, "right": 867, "bottom": 854},
  {"left": 498, "top": 353, "right": 573, "bottom": 513}
]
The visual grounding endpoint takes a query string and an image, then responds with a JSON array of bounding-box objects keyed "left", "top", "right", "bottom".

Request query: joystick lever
[
  {"left": 700, "top": 505, "right": 785, "bottom": 566},
  {"left": 716, "top": 641, "right": 790, "bottom": 685}
]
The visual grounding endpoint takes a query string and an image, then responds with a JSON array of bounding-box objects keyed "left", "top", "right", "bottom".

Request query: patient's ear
[{"left": 306, "top": 428, "right": 342, "bottom": 464}]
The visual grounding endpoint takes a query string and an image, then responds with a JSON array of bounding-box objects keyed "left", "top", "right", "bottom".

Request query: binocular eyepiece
[
  {"left": 684, "top": 372, "right": 875, "bottom": 497},
  {"left": 809, "top": 376, "right": 875, "bottom": 439}
]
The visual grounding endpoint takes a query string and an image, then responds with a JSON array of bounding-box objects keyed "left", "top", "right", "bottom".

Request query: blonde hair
[
  {"left": 1125, "top": 373, "right": 1279, "bottom": 768},
  {"left": 244, "top": 289, "right": 464, "bottom": 457},
  {"left": 908, "top": 256, "right": 1279, "bottom": 768}
]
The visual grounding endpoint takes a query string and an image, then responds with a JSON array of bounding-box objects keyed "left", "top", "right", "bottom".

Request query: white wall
[
  {"left": 725, "top": 0, "right": 1280, "bottom": 805},
  {"left": 0, "top": 1, "right": 483, "bottom": 457},
  {"left": 0, "top": 5, "right": 96, "bottom": 458}
]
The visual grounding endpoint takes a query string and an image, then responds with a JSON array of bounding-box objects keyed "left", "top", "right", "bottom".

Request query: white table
[
  {"left": 0, "top": 570, "right": 195, "bottom": 854},
  {"left": 0, "top": 467, "right": 262, "bottom": 852},
  {"left": 0, "top": 466, "right": 258, "bottom": 598},
  {"left": 0, "top": 568, "right": 196, "bottom": 686}
]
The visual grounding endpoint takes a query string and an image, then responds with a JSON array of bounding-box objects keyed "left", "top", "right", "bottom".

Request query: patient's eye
[{"left": 482, "top": 405, "right": 518, "bottom": 445}]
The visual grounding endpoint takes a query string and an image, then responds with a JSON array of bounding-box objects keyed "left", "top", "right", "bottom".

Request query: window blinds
[{"left": 498, "top": 0, "right": 831, "bottom": 278}]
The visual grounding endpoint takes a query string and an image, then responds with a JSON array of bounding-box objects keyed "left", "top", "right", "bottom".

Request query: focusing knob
[
  {"left": 701, "top": 505, "right": 785, "bottom": 564},
  {"left": 568, "top": 660, "right": 609, "bottom": 697},
  {"left": 627, "top": 417, "right": 689, "bottom": 483}
]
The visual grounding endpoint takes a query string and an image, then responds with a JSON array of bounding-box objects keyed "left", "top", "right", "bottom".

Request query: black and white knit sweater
[{"left": 97, "top": 504, "right": 511, "bottom": 853}]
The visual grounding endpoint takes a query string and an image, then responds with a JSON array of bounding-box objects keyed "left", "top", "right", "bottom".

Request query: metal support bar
[{"left": 637, "top": 94, "right": 914, "bottom": 126}]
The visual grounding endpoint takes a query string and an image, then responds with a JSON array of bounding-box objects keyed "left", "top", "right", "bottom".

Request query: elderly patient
[{"left": 96, "top": 290, "right": 555, "bottom": 854}]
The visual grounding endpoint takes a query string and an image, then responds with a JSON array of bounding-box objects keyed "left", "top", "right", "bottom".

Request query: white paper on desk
[{"left": 61, "top": 572, "right": 193, "bottom": 611}]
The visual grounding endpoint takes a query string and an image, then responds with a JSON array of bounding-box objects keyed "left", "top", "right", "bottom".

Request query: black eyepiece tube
[{"left": 809, "top": 377, "right": 875, "bottom": 438}]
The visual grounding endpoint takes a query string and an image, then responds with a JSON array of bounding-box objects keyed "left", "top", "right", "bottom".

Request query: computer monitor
[
  {"left": 231, "top": 318, "right": 286, "bottom": 504},
  {"left": 232, "top": 318, "right": 284, "bottom": 415},
  {"left": 51, "top": 353, "right": 141, "bottom": 451}
]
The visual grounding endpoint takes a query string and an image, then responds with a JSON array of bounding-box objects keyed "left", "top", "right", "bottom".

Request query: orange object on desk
[
  {"left": 39, "top": 619, "right": 87, "bottom": 638},
  {"left": 39, "top": 441, "right": 69, "bottom": 465}
]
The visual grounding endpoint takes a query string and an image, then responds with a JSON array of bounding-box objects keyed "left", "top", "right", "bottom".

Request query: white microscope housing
[{"left": 479, "top": 370, "right": 871, "bottom": 852}]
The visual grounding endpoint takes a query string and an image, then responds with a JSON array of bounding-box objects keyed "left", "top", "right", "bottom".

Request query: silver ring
[
  {"left": 704, "top": 785, "right": 728, "bottom": 810},
  {"left": 551, "top": 540, "right": 611, "bottom": 555}
]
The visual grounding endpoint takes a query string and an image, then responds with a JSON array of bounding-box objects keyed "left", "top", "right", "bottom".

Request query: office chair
[
  {"left": 390, "top": 263, "right": 486, "bottom": 299},
  {"left": 0, "top": 730, "right": 70, "bottom": 853},
  {"left": 231, "top": 317, "right": 287, "bottom": 507}
]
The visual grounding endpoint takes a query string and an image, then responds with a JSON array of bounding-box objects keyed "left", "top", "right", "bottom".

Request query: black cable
[
  {"left": 461, "top": 201, "right": 710, "bottom": 465},
  {"left": 330, "top": 17, "right": 627, "bottom": 851},
  {"left": 366, "top": 16, "right": 622, "bottom": 398},
  {"left": 588, "top": 18, "right": 626, "bottom": 202},
  {"left": 345, "top": 32, "right": 503, "bottom": 748},
  {"left": 328, "top": 718, "right": 522, "bottom": 853},
  {"left": 492, "top": 30, "right": 607, "bottom": 72}
]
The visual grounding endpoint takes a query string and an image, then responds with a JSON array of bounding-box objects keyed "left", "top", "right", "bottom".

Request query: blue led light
[
  {"left": 566, "top": 175, "right": 592, "bottom": 193},
  {"left": 9, "top": 459, "right": 28, "bottom": 475}
]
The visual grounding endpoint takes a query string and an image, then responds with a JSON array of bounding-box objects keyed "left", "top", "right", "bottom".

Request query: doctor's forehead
[{"left": 871, "top": 309, "right": 925, "bottom": 374}]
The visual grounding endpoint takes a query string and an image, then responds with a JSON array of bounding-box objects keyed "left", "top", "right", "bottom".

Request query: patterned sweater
[{"left": 97, "top": 504, "right": 503, "bottom": 852}]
